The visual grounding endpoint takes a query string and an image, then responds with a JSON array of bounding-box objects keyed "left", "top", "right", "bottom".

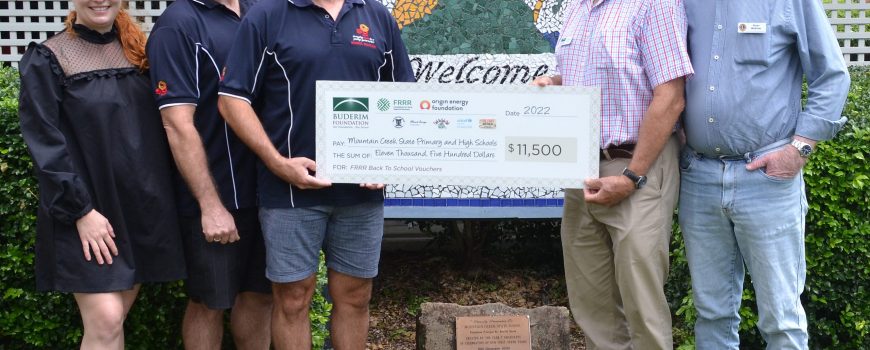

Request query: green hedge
[
  {"left": 1, "top": 65, "right": 868, "bottom": 348},
  {"left": 0, "top": 66, "right": 331, "bottom": 349},
  {"left": 670, "top": 66, "right": 870, "bottom": 349},
  {"left": 802, "top": 66, "right": 870, "bottom": 348}
]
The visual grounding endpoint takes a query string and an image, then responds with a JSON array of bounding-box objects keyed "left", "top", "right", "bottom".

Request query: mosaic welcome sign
[{"left": 380, "top": 0, "right": 571, "bottom": 218}]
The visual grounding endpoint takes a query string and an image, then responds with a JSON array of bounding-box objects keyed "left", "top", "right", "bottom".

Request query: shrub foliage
[{"left": 1, "top": 65, "right": 868, "bottom": 348}]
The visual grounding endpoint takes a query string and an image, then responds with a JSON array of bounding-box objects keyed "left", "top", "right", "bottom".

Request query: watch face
[
  {"left": 637, "top": 177, "right": 647, "bottom": 188},
  {"left": 800, "top": 145, "right": 812, "bottom": 156}
]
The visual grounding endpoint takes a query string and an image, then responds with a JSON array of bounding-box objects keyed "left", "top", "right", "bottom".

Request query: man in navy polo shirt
[
  {"left": 146, "top": 0, "right": 273, "bottom": 349},
  {"left": 217, "top": 0, "right": 414, "bottom": 348}
]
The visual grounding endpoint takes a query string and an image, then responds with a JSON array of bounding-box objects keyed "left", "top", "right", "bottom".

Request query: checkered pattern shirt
[{"left": 555, "top": 0, "right": 693, "bottom": 148}]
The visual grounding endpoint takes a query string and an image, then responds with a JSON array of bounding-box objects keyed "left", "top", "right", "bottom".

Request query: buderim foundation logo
[{"left": 333, "top": 97, "right": 369, "bottom": 112}]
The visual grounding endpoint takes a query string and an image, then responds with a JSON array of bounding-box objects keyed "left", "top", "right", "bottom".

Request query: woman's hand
[{"left": 75, "top": 209, "right": 119, "bottom": 265}]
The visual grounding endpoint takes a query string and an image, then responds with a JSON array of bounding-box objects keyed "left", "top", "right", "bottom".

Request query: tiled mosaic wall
[{"left": 382, "top": 0, "right": 571, "bottom": 209}]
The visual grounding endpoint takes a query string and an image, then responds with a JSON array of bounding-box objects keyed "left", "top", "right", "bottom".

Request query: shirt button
[
  {"left": 709, "top": 86, "right": 716, "bottom": 91},
  {"left": 708, "top": 117, "right": 715, "bottom": 123},
  {"left": 715, "top": 147, "right": 721, "bottom": 152},
  {"left": 713, "top": 55, "right": 720, "bottom": 60},
  {"left": 324, "top": 14, "right": 330, "bottom": 18},
  {"left": 716, "top": 24, "right": 723, "bottom": 30}
]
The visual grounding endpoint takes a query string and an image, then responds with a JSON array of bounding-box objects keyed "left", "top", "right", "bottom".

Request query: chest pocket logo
[{"left": 351, "top": 24, "right": 377, "bottom": 49}]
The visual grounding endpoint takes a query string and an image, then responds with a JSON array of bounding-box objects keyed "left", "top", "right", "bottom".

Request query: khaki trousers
[{"left": 561, "top": 136, "right": 680, "bottom": 350}]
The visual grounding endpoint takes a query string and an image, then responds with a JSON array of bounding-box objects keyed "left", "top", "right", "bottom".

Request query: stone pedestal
[{"left": 416, "top": 302, "right": 571, "bottom": 350}]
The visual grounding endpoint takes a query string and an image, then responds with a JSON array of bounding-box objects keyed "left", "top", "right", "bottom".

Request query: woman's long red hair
[{"left": 64, "top": 3, "right": 149, "bottom": 70}]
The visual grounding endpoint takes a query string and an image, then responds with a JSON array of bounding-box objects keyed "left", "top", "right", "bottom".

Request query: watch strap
[
  {"left": 622, "top": 167, "right": 647, "bottom": 189},
  {"left": 790, "top": 139, "right": 813, "bottom": 158}
]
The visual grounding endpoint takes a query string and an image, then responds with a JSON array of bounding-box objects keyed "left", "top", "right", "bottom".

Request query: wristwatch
[
  {"left": 622, "top": 167, "right": 647, "bottom": 189},
  {"left": 791, "top": 139, "right": 813, "bottom": 158}
]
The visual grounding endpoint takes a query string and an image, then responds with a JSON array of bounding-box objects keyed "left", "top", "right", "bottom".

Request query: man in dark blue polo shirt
[
  {"left": 217, "top": 0, "right": 413, "bottom": 348},
  {"left": 146, "top": 0, "right": 272, "bottom": 349}
]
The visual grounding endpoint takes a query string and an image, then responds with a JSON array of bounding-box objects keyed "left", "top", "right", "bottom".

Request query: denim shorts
[{"left": 259, "top": 201, "right": 384, "bottom": 283}]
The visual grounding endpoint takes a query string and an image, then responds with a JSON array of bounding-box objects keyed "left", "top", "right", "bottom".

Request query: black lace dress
[{"left": 18, "top": 25, "right": 186, "bottom": 293}]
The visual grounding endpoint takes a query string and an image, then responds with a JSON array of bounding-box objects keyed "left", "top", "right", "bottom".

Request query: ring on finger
[{"left": 213, "top": 238, "right": 220, "bottom": 242}]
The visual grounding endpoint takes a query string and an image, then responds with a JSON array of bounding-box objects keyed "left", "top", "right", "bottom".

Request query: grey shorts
[
  {"left": 259, "top": 201, "right": 384, "bottom": 283},
  {"left": 180, "top": 208, "right": 271, "bottom": 310}
]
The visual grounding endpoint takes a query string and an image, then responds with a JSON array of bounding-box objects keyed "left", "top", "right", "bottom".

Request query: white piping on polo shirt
[
  {"left": 264, "top": 49, "right": 297, "bottom": 208},
  {"left": 217, "top": 47, "right": 268, "bottom": 104},
  {"left": 252, "top": 47, "right": 269, "bottom": 94},
  {"left": 158, "top": 102, "right": 198, "bottom": 110},
  {"left": 288, "top": 0, "right": 367, "bottom": 4},
  {"left": 377, "top": 50, "right": 393, "bottom": 81},
  {"left": 217, "top": 92, "right": 252, "bottom": 104},
  {"left": 197, "top": 43, "right": 241, "bottom": 209}
]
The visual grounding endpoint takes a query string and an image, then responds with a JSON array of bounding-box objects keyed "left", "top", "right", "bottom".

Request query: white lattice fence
[
  {"left": 2, "top": 0, "right": 870, "bottom": 67},
  {"left": 826, "top": 1, "right": 870, "bottom": 65},
  {"left": 0, "top": 1, "right": 174, "bottom": 66}
]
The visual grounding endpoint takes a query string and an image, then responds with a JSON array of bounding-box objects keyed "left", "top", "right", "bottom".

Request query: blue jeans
[{"left": 679, "top": 145, "right": 808, "bottom": 350}]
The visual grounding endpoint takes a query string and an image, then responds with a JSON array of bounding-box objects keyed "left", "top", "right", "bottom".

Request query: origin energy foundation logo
[{"left": 333, "top": 97, "right": 369, "bottom": 112}]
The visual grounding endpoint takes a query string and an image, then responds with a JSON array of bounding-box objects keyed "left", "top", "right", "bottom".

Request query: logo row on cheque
[
  {"left": 334, "top": 97, "right": 470, "bottom": 112},
  {"left": 332, "top": 97, "right": 495, "bottom": 129},
  {"left": 391, "top": 117, "right": 496, "bottom": 129}
]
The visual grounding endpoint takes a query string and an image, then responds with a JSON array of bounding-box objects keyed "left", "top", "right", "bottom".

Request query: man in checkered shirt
[{"left": 533, "top": 0, "right": 693, "bottom": 348}]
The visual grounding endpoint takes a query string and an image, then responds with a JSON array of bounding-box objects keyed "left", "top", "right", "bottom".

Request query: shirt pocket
[
  {"left": 733, "top": 23, "right": 771, "bottom": 66},
  {"left": 593, "top": 28, "right": 640, "bottom": 71}
]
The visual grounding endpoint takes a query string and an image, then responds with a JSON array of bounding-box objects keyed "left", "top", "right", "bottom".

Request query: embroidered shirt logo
[
  {"left": 356, "top": 24, "right": 370, "bottom": 38},
  {"left": 155, "top": 81, "right": 168, "bottom": 96},
  {"left": 351, "top": 23, "right": 377, "bottom": 49}
]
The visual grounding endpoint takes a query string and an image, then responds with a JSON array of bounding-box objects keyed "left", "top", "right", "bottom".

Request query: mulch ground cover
[{"left": 365, "top": 249, "right": 587, "bottom": 349}]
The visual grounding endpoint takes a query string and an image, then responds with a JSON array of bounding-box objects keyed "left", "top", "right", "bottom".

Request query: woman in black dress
[{"left": 18, "top": 1, "right": 185, "bottom": 348}]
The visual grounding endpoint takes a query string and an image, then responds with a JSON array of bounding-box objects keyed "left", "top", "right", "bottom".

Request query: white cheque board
[{"left": 315, "top": 81, "right": 600, "bottom": 189}]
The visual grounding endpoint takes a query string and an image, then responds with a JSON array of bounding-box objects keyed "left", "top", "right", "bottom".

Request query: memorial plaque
[{"left": 455, "top": 315, "right": 531, "bottom": 350}]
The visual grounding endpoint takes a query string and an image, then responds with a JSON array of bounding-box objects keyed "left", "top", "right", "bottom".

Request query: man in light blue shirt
[{"left": 681, "top": 1, "right": 850, "bottom": 348}]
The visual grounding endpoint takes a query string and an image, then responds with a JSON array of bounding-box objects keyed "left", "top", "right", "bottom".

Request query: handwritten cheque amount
[{"left": 315, "top": 81, "right": 600, "bottom": 189}]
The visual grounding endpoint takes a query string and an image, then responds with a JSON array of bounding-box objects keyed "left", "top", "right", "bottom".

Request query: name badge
[
  {"left": 557, "top": 36, "right": 572, "bottom": 47},
  {"left": 737, "top": 22, "right": 767, "bottom": 34}
]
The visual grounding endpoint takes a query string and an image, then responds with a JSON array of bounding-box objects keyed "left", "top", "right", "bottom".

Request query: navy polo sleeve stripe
[
  {"left": 147, "top": 26, "right": 201, "bottom": 107},
  {"left": 197, "top": 44, "right": 222, "bottom": 85},
  {"left": 219, "top": 4, "right": 270, "bottom": 104},
  {"left": 159, "top": 102, "right": 198, "bottom": 109}
]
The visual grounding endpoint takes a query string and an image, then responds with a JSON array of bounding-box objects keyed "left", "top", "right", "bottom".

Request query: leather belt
[{"left": 600, "top": 144, "right": 635, "bottom": 160}]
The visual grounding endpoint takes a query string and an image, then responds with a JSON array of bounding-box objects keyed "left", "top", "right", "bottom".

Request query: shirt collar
[
  {"left": 72, "top": 24, "right": 118, "bottom": 44},
  {"left": 287, "top": 0, "right": 366, "bottom": 8},
  {"left": 190, "top": 0, "right": 220, "bottom": 9}
]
